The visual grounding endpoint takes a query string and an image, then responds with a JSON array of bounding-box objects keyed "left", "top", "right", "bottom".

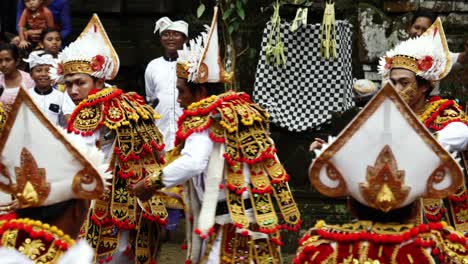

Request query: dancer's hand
[
  {"left": 132, "top": 179, "right": 154, "bottom": 201},
  {"left": 309, "top": 138, "right": 326, "bottom": 152}
]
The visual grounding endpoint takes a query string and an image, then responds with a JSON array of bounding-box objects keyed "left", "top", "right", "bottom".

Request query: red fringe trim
[
  {"left": 0, "top": 212, "right": 17, "bottom": 221},
  {"left": 251, "top": 186, "right": 272, "bottom": 194},
  {"left": 223, "top": 147, "right": 277, "bottom": 166},
  {"left": 175, "top": 118, "right": 213, "bottom": 146},
  {"left": 314, "top": 222, "right": 444, "bottom": 244},
  {"left": 0, "top": 220, "right": 69, "bottom": 250},
  {"left": 117, "top": 171, "right": 134, "bottom": 179},
  {"left": 271, "top": 237, "right": 283, "bottom": 246},
  {"left": 174, "top": 93, "right": 253, "bottom": 145},
  {"left": 281, "top": 220, "right": 302, "bottom": 231},
  {"left": 449, "top": 192, "right": 467, "bottom": 203},
  {"left": 270, "top": 174, "right": 290, "bottom": 184},
  {"left": 208, "top": 132, "right": 225, "bottom": 143},
  {"left": 259, "top": 225, "right": 280, "bottom": 234},
  {"left": 150, "top": 140, "right": 165, "bottom": 152},
  {"left": 227, "top": 184, "right": 246, "bottom": 195},
  {"left": 422, "top": 99, "right": 467, "bottom": 131},
  {"left": 234, "top": 223, "right": 244, "bottom": 229},
  {"left": 142, "top": 213, "right": 168, "bottom": 225},
  {"left": 298, "top": 234, "right": 311, "bottom": 246},
  {"left": 90, "top": 214, "right": 136, "bottom": 230}
]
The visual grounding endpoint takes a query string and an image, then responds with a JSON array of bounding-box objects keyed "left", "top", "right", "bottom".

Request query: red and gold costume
[
  {"left": 294, "top": 220, "right": 468, "bottom": 264},
  {"left": 175, "top": 91, "right": 301, "bottom": 262},
  {"left": 50, "top": 14, "right": 169, "bottom": 263},
  {"left": 68, "top": 87, "right": 167, "bottom": 263},
  {"left": 417, "top": 97, "right": 468, "bottom": 231},
  {"left": 146, "top": 7, "right": 301, "bottom": 262},
  {"left": 0, "top": 218, "right": 76, "bottom": 262},
  {"left": 417, "top": 96, "right": 468, "bottom": 132}
]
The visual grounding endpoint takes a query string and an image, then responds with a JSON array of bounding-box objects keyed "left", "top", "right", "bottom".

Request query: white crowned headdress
[
  {"left": 51, "top": 14, "right": 119, "bottom": 83},
  {"left": 378, "top": 18, "right": 451, "bottom": 83}
]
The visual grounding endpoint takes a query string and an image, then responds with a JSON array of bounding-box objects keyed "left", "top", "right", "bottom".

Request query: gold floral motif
[
  {"left": 456, "top": 209, "right": 468, "bottom": 222},
  {"left": 108, "top": 107, "right": 122, "bottom": 119},
  {"left": 19, "top": 238, "right": 45, "bottom": 259},
  {"left": 0, "top": 218, "right": 75, "bottom": 263},
  {"left": 360, "top": 145, "right": 409, "bottom": 212},
  {"left": 12, "top": 148, "right": 50, "bottom": 208}
]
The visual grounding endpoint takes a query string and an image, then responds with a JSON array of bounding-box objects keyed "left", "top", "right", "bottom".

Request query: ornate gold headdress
[
  {"left": 378, "top": 18, "right": 451, "bottom": 82},
  {"left": 51, "top": 14, "right": 120, "bottom": 83}
]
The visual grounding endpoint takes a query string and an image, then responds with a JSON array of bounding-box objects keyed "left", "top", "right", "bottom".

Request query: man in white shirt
[
  {"left": 145, "top": 17, "right": 188, "bottom": 151},
  {"left": 24, "top": 50, "right": 63, "bottom": 125}
]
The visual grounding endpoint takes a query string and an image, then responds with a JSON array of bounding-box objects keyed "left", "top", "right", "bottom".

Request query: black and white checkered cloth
[{"left": 253, "top": 21, "right": 355, "bottom": 132}]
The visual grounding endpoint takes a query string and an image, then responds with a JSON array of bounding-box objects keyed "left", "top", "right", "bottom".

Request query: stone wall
[{"left": 357, "top": 0, "right": 468, "bottom": 100}]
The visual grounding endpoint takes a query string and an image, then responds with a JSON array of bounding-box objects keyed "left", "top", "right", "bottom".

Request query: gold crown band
[
  {"left": 390, "top": 55, "right": 419, "bottom": 74},
  {"left": 63, "top": 61, "right": 94, "bottom": 76},
  {"left": 176, "top": 63, "right": 190, "bottom": 80}
]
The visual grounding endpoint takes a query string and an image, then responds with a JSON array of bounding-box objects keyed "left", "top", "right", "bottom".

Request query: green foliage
[
  {"left": 197, "top": 3, "right": 206, "bottom": 18},
  {"left": 196, "top": 0, "right": 247, "bottom": 35}
]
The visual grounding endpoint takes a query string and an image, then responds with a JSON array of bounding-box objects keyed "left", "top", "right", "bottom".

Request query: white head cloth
[
  {"left": 154, "top": 17, "right": 189, "bottom": 36},
  {"left": 23, "top": 51, "right": 56, "bottom": 69}
]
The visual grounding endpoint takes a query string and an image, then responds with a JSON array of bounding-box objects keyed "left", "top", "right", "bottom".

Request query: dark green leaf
[
  {"left": 236, "top": 5, "right": 245, "bottom": 20},
  {"left": 232, "top": 21, "right": 240, "bottom": 31},
  {"left": 228, "top": 25, "right": 235, "bottom": 34},
  {"left": 197, "top": 3, "right": 205, "bottom": 18},
  {"left": 236, "top": 0, "right": 243, "bottom": 10},
  {"left": 222, "top": 9, "right": 233, "bottom": 20}
]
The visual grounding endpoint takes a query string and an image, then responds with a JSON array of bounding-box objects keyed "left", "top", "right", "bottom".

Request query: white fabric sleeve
[
  {"left": 144, "top": 64, "right": 155, "bottom": 102},
  {"left": 437, "top": 122, "right": 468, "bottom": 152},
  {"left": 162, "top": 130, "right": 214, "bottom": 188}
]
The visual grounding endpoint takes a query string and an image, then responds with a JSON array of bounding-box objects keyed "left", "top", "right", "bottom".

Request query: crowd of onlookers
[{"left": 0, "top": 0, "right": 69, "bottom": 124}]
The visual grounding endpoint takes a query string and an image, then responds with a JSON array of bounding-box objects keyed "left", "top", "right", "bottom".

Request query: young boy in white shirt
[{"left": 25, "top": 50, "right": 63, "bottom": 125}]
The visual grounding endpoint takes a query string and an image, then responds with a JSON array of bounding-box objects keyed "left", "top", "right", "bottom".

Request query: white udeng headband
[
  {"left": 154, "top": 17, "right": 189, "bottom": 36},
  {"left": 24, "top": 51, "right": 55, "bottom": 69}
]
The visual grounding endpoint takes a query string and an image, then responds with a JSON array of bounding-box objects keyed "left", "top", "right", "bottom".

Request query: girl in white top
[{"left": 0, "top": 43, "right": 35, "bottom": 109}]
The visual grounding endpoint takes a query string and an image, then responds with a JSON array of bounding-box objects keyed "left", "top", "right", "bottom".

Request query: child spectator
[
  {"left": 0, "top": 43, "right": 35, "bottom": 111},
  {"left": 39, "top": 28, "right": 61, "bottom": 57},
  {"left": 17, "top": 0, "right": 54, "bottom": 49},
  {"left": 17, "top": 0, "right": 71, "bottom": 42},
  {"left": 24, "top": 50, "right": 63, "bottom": 124}
]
